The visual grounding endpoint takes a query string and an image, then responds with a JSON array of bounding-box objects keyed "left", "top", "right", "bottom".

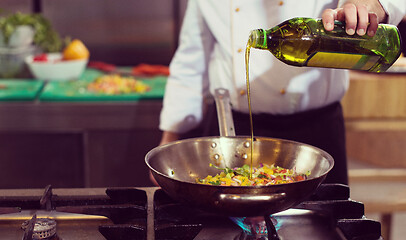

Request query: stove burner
[
  {"left": 21, "top": 215, "right": 56, "bottom": 240},
  {"left": 154, "top": 184, "right": 383, "bottom": 240},
  {"left": 230, "top": 216, "right": 280, "bottom": 240}
]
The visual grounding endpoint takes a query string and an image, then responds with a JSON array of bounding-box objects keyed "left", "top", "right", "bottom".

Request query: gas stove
[{"left": 0, "top": 184, "right": 381, "bottom": 239}]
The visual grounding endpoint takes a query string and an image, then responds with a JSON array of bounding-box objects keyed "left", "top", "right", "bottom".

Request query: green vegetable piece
[
  {"left": 225, "top": 172, "right": 233, "bottom": 179},
  {"left": 209, "top": 180, "right": 221, "bottom": 186}
]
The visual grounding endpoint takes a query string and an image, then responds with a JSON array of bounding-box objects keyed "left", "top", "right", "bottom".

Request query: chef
[{"left": 156, "top": 0, "right": 406, "bottom": 185}]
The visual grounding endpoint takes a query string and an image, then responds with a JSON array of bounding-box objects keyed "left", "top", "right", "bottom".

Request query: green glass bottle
[{"left": 247, "top": 17, "right": 402, "bottom": 72}]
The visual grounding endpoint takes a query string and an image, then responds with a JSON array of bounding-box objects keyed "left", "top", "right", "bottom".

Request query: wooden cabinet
[
  {"left": 342, "top": 70, "right": 406, "bottom": 168},
  {"left": 0, "top": 101, "right": 162, "bottom": 188}
]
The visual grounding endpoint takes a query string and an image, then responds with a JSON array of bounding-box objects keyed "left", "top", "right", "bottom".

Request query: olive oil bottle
[{"left": 248, "top": 17, "right": 401, "bottom": 72}]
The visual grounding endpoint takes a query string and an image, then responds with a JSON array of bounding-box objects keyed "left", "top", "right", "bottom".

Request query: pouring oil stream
[{"left": 245, "top": 42, "right": 254, "bottom": 179}]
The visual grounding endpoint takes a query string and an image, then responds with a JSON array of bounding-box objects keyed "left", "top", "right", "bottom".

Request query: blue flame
[
  {"left": 230, "top": 217, "right": 251, "bottom": 233},
  {"left": 230, "top": 215, "right": 282, "bottom": 236}
]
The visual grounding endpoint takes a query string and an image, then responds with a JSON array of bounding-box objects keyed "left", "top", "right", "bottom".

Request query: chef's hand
[
  {"left": 149, "top": 131, "right": 181, "bottom": 186},
  {"left": 321, "top": 0, "right": 387, "bottom": 37}
]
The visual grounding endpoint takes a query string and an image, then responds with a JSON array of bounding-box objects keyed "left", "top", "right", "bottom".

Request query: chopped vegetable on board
[{"left": 87, "top": 74, "right": 150, "bottom": 95}]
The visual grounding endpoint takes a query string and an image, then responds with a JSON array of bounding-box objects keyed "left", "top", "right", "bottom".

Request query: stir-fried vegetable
[{"left": 196, "top": 163, "right": 310, "bottom": 186}]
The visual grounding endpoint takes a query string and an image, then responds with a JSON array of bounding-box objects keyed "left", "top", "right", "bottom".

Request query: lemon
[{"left": 63, "top": 39, "right": 89, "bottom": 60}]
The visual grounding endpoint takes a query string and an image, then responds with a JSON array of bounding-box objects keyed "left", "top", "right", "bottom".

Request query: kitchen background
[
  {"left": 1, "top": 1, "right": 406, "bottom": 239},
  {"left": 0, "top": 0, "right": 188, "bottom": 189},
  {"left": 2, "top": 0, "right": 187, "bottom": 66}
]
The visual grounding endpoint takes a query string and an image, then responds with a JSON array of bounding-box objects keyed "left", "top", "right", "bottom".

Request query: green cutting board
[
  {"left": 0, "top": 79, "right": 44, "bottom": 101},
  {"left": 39, "top": 69, "right": 167, "bottom": 101}
]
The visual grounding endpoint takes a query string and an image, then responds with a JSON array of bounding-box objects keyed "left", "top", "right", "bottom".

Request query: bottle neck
[{"left": 248, "top": 29, "right": 269, "bottom": 49}]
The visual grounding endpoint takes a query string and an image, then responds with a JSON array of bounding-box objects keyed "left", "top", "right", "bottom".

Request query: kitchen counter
[
  {"left": 0, "top": 100, "right": 163, "bottom": 189},
  {"left": 0, "top": 100, "right": 162, "bottom": 131},
  {"left": 0, "top": 70, "right": 166, "bottom": 189}
]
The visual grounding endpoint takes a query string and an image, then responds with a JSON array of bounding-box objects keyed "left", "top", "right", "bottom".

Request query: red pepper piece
[
  {"left": 33, "top": 53, "right": 48, "bottom": 62},
  {"left": 88, "top": 61, "right": 117, "bottom": 72},
  {"left": 132, "top": 64, "right": 170, "bottom": 76}
]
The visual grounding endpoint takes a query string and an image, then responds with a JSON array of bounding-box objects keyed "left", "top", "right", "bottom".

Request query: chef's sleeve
[
  {"left": 159, "top": 0, "right": 214, "bottom": 134},
  {"left": 377, "top": 0, "right": 406, "bottom": 25}
]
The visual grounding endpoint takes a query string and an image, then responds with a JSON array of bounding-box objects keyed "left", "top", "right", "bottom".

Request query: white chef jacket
[{"left": 160, "top": 0, "right": 405, "bottom": 134}]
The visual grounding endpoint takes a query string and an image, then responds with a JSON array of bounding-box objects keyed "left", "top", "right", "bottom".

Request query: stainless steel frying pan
[{"left": 145, "top": 89, "right": 334, "bottom": 216}]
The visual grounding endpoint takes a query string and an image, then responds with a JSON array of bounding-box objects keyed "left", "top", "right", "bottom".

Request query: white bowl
[{"left": 25, "top": 53, "right": 88, "bottom": 81}]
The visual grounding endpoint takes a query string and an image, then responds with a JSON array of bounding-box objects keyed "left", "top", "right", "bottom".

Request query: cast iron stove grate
[
  {"left": 0, "top": 185, "right": 148, "bottom": 240},
  {"left": 154, "top": 184, "right": 382, "bottom": 240}
]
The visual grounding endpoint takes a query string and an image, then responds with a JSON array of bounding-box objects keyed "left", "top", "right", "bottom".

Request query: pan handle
[
  {"left": 214, "top": 88, "right": 236, "bottom": 137},
  {"left": 217, "top": 192, "right": 286, "bottom": 204}
]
